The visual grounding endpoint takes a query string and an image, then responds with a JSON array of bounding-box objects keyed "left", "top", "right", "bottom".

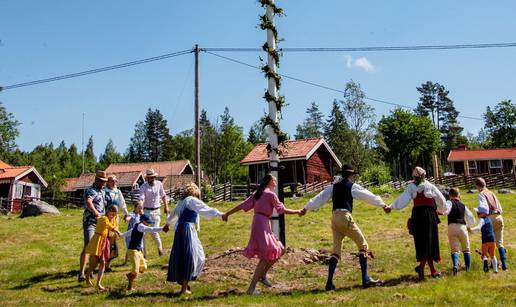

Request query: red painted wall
[{"left": 306, "top": 147, "right": 333, "bottom": 183}]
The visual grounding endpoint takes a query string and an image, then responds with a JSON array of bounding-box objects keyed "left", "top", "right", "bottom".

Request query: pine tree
[
  {"left": 295, "top": 102, "right": 324, "bottom": 139},
  {"left": 0, "top": 102, "right": 20, "bottom": 161},
  {"left": 127, "top": 120, "right": 148, "bottom": 162},
  {"left": 84, "top": 136, "right": 96, "bottom": 173},
  {"left": 248, "top": 121, "right": 268, "bottom": 144},
  {"left": 99, "top": 139, "right": 123, "bottom": 170},
  {"left": 324, "top": 100, "right": 352, "bottom": 165}
]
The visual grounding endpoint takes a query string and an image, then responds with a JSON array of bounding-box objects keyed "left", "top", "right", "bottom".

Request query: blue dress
[{"left": 167, "top": 207, "right": 204, "bottom": 284}]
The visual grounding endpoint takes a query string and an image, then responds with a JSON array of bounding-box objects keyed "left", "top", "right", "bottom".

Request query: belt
[
  {"left": 333, "top": 208, "right": 350, "bottom": 213},
  {"left": 144, "top": 207, "right": 160, "bottom": 211},
  {"left": 255, "top": 212, "right": 271, "bottom": 218}
]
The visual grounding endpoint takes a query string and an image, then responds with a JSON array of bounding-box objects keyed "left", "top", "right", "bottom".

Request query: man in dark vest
[
  {"left": 441, "top": 188, "right": 475, "bottom": 275},
  {"left": 300, "top": 164, "right": 388, "bottom": 290}
]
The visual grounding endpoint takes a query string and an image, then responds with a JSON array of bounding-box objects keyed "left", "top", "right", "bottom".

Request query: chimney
[{"left": 457, "top": 144, "right": 467, "bottom": 151}]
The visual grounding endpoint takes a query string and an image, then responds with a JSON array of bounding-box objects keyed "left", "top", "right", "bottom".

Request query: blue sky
[{"left": 1, "top": 0, "right": 516, "bottom": 156}]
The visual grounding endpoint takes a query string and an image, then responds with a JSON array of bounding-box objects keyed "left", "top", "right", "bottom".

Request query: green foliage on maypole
[{"left": 258, "top": 0, "right": 288, "bottom": 150}]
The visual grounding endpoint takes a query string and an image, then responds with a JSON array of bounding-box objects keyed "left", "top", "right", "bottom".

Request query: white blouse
[
  {"left": 391, "top": 180, "right": 446, "bottom": 212},
  {"left": 304, "top": 181, "right": 385, "bottom": 211},
  {"left": 165, "top": 196, "right": 222, "bottom": 231}
]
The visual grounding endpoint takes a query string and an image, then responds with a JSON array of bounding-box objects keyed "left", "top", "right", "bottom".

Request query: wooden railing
[{"left": 427, "top": 173, "right": 516, "bottom": 189}]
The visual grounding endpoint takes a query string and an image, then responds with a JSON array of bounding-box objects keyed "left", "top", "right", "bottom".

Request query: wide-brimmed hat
[
  {"left": 95, "top": 170, "right": 108, "bottom": 181},
  {"left": 339, "top": 164, "right": 357, "bottom": 175},
  {"left": 145, "top": 169, "right": 158, "bottom": 177},
  {"left": 107, "top": 174, "right": 118, "bottom": 181}
]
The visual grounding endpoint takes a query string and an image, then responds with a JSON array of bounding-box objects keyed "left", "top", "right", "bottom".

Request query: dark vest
[
  {"left": 332, "top": 179, "right": 354, "bottom": 213},
  {"left": 128, "top": 222, "right": 144, "bottom": 251},
  {"left": 480, "top": 217, "right": 496, "bottom": 244},
  {"left": 448, "top": 199, "right": 466, "bottom": 225}
]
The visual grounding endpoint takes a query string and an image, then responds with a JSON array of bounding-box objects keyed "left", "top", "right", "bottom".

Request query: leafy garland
[{"left": 258, "top": 0, "right": 288, "bottom": 155}]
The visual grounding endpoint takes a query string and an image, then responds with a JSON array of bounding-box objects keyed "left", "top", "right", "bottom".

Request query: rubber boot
[
  {"left": 325, "top": 257, "right": 338, "bottom": 291},
  {"left": 498, "top": 247, "right": 507, "bottom": 271},
  {"left": 492, "top": 257, "right": 499, "bottom": 273},
  {"left": 360, "top": 254, "right": 382, "bottom": 288},
  {"left": 451, "top": 253, "right": 460, "bottom": 275},
  {"left": 463, "top": 252, "right": 471, "bottom": 271}
]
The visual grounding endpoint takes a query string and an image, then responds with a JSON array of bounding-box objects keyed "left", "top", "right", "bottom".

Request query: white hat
[{"left": 145, "top": 169, "right": 158, "bottom": 177}]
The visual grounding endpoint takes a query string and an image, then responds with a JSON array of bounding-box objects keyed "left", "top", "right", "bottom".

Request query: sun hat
[
  {"left": 95, "top": 170, "right": 108, "bottom": 181},
  {"left": 339, "top": 164, "right": 357, "bottom": 175},
  {"left": 145, "top": 169, "right": 158, "bottom": 177}
]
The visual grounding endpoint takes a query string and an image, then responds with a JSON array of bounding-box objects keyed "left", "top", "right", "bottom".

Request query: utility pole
[
  {"left": 194, "top": 45, "right": 201, "bottom": 188},
  {"left": 264, "top": 1, "right": 285, "bottom": 245}
]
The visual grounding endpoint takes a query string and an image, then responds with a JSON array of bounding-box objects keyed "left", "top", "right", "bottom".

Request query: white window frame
[
  {"left": 489, "top": 160, "right": 503, "bottom": 173},
  {"left": 467, "top": 160, "right": 477, "bottom": 174}
]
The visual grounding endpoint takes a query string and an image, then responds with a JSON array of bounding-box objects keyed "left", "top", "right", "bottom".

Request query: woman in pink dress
[{"left": 222, "top": 174, "right": 302, "bottom": 295}]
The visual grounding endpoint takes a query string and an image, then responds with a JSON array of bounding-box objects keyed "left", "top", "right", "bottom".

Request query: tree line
[{"left": 0, "top": 80, "right": 514, "bottom": 194}]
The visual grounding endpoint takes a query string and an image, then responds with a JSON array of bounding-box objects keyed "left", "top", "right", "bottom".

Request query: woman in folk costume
[
  {"left": 386, "top": 166, "right": 446, "bottom": 280},
  {"left": 103, "top": 174, "right": 129, "bottom": 271},
  {"left": 222, "top": 174, "right": 303, "bottom": 295},
  {"left": 163, "top": 183, "right": 224, "bottom": 296},
  {"left": 475, "top": 177, "right": 507, "bottom": 270}
]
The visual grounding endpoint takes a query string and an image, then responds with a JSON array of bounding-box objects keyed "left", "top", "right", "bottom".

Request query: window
[
  {"left": 489, "top": 160, "right": 502, "bottom": 174},
  {"left": 468, "top": 161, "right": 477, "bottom": 174}
]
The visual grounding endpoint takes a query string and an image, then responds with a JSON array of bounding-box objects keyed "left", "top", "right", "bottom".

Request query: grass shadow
[{"left": 10, "top": 270, "right": 79, "bottom": 290}]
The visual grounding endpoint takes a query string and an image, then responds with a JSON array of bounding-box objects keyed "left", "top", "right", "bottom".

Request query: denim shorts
[{"left": 83, "top": 221, "right": 96, "bottom": 246}]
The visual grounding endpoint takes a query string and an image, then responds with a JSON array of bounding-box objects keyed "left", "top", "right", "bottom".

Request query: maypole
[{"left": 260, "top": 0, "right": 287, "bottom": 244}]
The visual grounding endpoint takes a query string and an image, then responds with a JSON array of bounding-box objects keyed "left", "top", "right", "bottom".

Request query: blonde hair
[{"left": 182, "top": 182, "right": 201, "bottom": 199}]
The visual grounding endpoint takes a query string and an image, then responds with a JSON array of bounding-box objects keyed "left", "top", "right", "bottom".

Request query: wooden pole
[
  {"left": 264, "top": 1, "right": 284, "bottom": 245},
  {"left": 194, "top": 45, "right": 202, "bottom": 188}
]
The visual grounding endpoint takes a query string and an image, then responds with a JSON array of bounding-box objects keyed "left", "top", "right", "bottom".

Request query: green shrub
[
  {"left": 360, "top": 164, "right": 391, "bottom": 185},
  {"left": 201, "top": 183, "right": 214, "bottom": 202}
]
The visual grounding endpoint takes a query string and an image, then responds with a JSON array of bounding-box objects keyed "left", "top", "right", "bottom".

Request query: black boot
[{"left": 325, "top": 257, "right": 338, "bottom": 291}]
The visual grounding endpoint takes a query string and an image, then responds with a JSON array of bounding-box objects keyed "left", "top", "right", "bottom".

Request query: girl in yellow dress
[{"left": 85, "top": 205, "right": 120, "bottom": 290}]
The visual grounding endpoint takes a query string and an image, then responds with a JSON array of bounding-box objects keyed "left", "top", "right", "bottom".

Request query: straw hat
[
  {"left": 95, "top": 170, "right": 108, "bottom": 181},
  {"left": 108, "top": 174, "right": 118, "bottom": 181},
  {"left": 145, "top": 169, "right": 158, "bottom": 177}
]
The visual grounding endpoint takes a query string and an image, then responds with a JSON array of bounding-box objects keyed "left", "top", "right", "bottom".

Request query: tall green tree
[
  {"left": 84, "top": 136, "right": 97, "bottom": 173},
  {"left": 98, "top": 139, "right": 123, "bottom": 170},
  {"left": 0, "top": 102, "right": 20, "bottom": 161},
  {"left": 378, "top": 108, "right": 440, "bottom": 179},
  {"left": 324, "top": 100, "right": 352, "bottom": 166},
  {"left": 218, "top": 107, "right": 250, "bottom": 183},
  {"left": 247, "top": 121, "right": 268, "bottom": 145},
  {"left": 127, "top": 120, "right": 148, "bottom": 162},
  {"left": 172, "top": 129, "right": 195, "bottom": 161},
  {"left": 295, "top": 102, "right": 325, "bottom": 139},
  {"left": 483, "top": 100, "right": 516, "bottom": 148}
]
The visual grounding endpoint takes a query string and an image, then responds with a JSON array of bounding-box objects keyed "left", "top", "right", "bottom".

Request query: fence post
[
  {"left": 229, "top": 181, "right": 233, "bottom": 201},
  {"left": 223, "top": 183, "right": 227, "bottom": 202}
]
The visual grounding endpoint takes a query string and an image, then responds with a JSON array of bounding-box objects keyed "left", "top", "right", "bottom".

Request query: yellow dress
[{"left": 85, "top": 216, "right": 116, "bottom": 257}]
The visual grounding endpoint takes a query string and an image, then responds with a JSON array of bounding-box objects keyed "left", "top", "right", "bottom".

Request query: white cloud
[{"left": 345, "top": 55, "right": 376, "bottom": 73}]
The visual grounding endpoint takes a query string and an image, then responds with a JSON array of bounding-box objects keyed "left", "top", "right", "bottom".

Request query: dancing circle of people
[{"left": 77, "top": 165, "right": 508, "bottom": 295}]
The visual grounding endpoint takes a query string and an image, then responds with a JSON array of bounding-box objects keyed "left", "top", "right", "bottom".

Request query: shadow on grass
[
  {"left": 105, "top": 287, "right": 245, "bottom": 302},
  {"left": 10, "top": 270, "right": 80, "bottom": 290}
]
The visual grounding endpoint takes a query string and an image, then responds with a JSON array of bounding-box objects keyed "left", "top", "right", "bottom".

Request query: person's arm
[
  {"left": 303, "top": 185, "right": 333, "bottom": 212},
  {"left": 494, "top": 194, "right": 503, "bottom": 214},
  {"left": 85, "top": 189, "right": 102, "bottom": 218},
  {"left": 222, "top": 195, "right": 254, "bottom": 221},
  {"left": 478, "top": 193, "right": 488, "bottom": 210},
  {"left": 442, "top": 200, "right": 453, "bottom": 215},
  {"left": 187, "top": 197, "right": 223, "bottom": 219},
  {"left": 138, "top": 184, "right": 145, "bottom": 207},
  {"left": 430, "top": 183, "right": 446, "bottom": 213},
  {"left": 159, "top": 182, "right": 170, "bottom": 214},
  {"left": 119, "top": 190, "right": 129, "bottom": 217},
  {"left": 351, "top": 184, "right": 386, "bottom": 208},
  {"left": 468, "top": 218, "right": 485, "bottom": 232},
  {"left": 390, "top": 185, "right": 414, "bottom": 210},
  {"left": 137, "top": 223, "right": 163, "bottom": 233},
  {"left": 119, "top": 229, "right": 132, "bottom": 238},
  {"left": 464, "top": 207, "right": 475, "bottom": 226}
]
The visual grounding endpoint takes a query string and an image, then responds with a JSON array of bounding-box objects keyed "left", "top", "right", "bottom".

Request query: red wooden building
[
  {"left": 447, "top": 146, "right": 516, "bottom": 175},
  {"left": 240, "top": 138, "right": 342, "bottom": 185},
  {"left": 0, "top": 160, "right": 48, "bottom": 213}
]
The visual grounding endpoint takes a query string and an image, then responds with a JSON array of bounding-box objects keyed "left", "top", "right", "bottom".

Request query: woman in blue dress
[{"left": 164, "top": 183, "right": 224, "bottom": 296}]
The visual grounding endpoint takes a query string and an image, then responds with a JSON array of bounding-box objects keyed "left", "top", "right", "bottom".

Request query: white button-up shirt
[{"left": 138, "top": 180, "right": 168, "bottom": 209}]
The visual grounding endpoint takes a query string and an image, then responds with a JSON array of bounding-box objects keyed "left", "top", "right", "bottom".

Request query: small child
[
  {"left": 468, "top": 204, "right": 498, "bottom": 273},
  {"left": 85, "top": 205, "right": 120, "bottom": 290},
  {"left": 442, "top": 188, "right": 475, "bottom": 275},
  {"left": 123, "top": 202, "right": 145, "bottom": 265},
  {"left": 120, "top": 213, "right": 164, "bottom": 291}
]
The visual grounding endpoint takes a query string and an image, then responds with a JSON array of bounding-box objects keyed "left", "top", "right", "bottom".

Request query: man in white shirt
[
  {"left": 138, "top": 169, "right": 170, "bottom": 256},
  {"left": 300, "top": 164, "right": 389, "bottom": 290}
]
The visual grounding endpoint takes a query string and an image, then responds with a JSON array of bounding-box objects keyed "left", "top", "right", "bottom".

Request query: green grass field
[{"left": 0, "top": 192, "right": 515, "bottom": 306}]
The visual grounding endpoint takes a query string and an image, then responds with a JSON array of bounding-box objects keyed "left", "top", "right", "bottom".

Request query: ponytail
[{"left": 254, "top": 173, "right": 273, "bottom": 200}]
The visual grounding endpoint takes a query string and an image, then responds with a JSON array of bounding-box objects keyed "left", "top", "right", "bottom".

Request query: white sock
[{"left": 492, "top": 257, "right": 498, "bottom": 272}]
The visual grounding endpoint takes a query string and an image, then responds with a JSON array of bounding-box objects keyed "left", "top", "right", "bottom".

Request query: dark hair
[
  {"left": 254, "top": 173, "right": 274, "bottom": 200},
  {"left": 449, "top": 187, "right": 460, "bottom": 197}
]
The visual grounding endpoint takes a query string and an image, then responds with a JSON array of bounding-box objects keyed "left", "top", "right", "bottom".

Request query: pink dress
[{"left": 238, "top": 188, "right": 285, "bottom": 261}]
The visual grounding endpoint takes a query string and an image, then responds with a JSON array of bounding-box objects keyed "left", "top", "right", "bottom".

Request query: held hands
[
  {"left": 467, "top": 226, "right": 472, "bottom": 233},
  {"left": 162, "top": 224, "right": 170, "bottom": 233},
  {"left": 124, "top": 215, "right": 131, "bottom": 223},
  {"left": 383, "top": 205, "right": 392, "bottom": 214},
  {"left": 221, "top": 213, "right": 229, "bottom": 222},
  {"left": 298, "top": 208, "right": 307, "bottom": 216}
]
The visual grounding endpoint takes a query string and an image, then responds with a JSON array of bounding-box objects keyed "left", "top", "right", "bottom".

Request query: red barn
[
  {"left": 240, "top": 138, "right": 342, "bottom": 186},
  {"left": 0, "top": 160, "right": 48, "bottom": 213},
  {"left": 447, "top": 146, "right": 516, "bottom": 175}
]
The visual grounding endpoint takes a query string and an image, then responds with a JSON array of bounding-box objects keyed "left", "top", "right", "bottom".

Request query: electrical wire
[
  {"left": 0, "top": 49, "right": 193, "bottom": 91},
  {"left": 203, "top": 50, "right": 483, "bottom": 121}
]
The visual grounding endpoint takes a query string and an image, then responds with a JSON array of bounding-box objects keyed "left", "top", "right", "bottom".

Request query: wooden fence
[{"left": 427, "top": 173, "right": 516, "bottom": 189}]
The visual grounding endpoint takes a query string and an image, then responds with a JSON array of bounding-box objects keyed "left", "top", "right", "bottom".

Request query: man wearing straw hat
[
  {"left": 78, "top": 170, "right": 108, "bottom": 282},
  {"left": 138, "top": 169, "right": 170, "bottom": 256}
]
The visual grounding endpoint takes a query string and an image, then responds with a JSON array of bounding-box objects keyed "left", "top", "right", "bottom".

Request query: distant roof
[
  {"left": 62, "top": 170, "right": 144, "bottom": 192},
  {"left": 240, "top": 138, "right": 342, "bottom": 167},
  {"left": 0, "top": 165, "right": 48, "bottom": 187},
  {"left": 448, "top": 148, "right": 516, "bottom": 162},
  {"left": 105, "top": 160, "right": 193, "bottom": 177}
]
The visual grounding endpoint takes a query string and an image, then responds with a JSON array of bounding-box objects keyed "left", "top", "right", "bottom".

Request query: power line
[
  {"left": 0, "top": 49, "right": 193, "bottom": 91},
  {"left": 203, "top": 42, "right": 516, "bottom": 52},
  {"left": 203, "top": 50, "right": 483, "bottom": 121}
]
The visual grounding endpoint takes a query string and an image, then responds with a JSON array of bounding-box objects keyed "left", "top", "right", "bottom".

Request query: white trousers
[{"left": 144, "top": 208, "right": 163, "bottom": 251}]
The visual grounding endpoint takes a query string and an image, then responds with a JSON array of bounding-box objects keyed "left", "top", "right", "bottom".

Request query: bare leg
[
  {"left": 126, "top": 272, "right": 137, "bottom": 290},
  {"left": 179, "top": 280, "right": 191, "bottom": 295},
  {"left": 79, "top": 249, "right": 88, "bottom": 278},
  {"left": 97, "top": 260, "right": 106, "bottom": 290},
  {"left": 247, "top": 260, "right": 268, "bottom": 294},
  {"left": 85, "top": 256, "right": 98, "bottom": 287}
]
